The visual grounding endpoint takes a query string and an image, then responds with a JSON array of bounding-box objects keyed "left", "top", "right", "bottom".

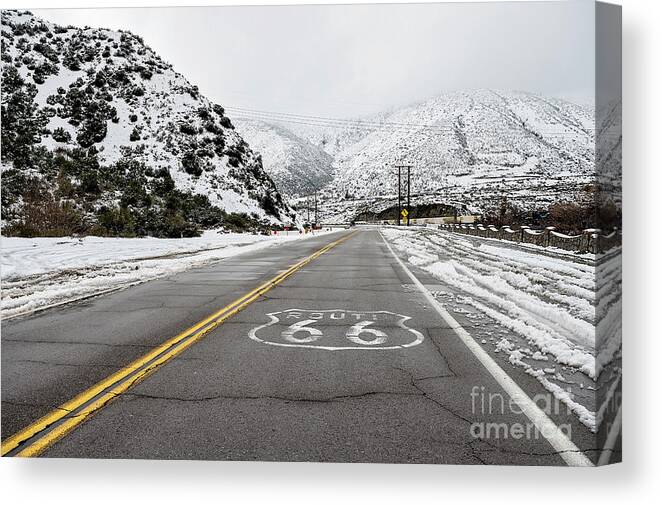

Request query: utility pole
[
  {"left": 395, "top": 164, "right": 413, "bottom": 226},
  {"left": 407, "top": 166, "right": 411, "bottom": 227},
  {"left": 299, "top": 175, "right": 318, "bottom": 228}
]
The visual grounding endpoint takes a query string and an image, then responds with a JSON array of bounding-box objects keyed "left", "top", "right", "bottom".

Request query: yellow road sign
[{"left": 401, "top": 209, "right": 409, "bottom": 218}]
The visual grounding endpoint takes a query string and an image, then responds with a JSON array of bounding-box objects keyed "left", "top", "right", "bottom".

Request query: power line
[
  {"left": 226, "top": 105, "right": 601, "bottom": 138},
  {"left": 231, "top": 113, "right": 604, "bottom": 140},
  {"left": 230, "top": 111, "right": 605, "bottom": 140},
  {"left": 227, "top": 105, "right": 458, "bottom": 130},
  {"left": 230, "top": 112, "right": 453, "bottom": 135},
  {"left": 227, "top": 105, "right": 600, "bottom": 133},
  {"left": 230, "top": 113, "right": 599, "bottom": 137}
]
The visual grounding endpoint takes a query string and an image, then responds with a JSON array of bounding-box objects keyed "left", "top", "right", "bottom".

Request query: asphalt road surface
[{"left": 2, "top": 228, "right": 604, "bottom": 464}]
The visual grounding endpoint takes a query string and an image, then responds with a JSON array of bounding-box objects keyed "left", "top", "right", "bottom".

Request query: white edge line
[
  {"left": 379, "top": 230, "right": 594, "bottom": 467},
  {"left": 597, "top": 402, "right": 622, "bottom": 466}
]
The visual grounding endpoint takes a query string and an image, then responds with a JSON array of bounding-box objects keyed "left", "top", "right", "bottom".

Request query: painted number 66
[{"left": 282, "top": 320, "right": 387, "bottom": 345}]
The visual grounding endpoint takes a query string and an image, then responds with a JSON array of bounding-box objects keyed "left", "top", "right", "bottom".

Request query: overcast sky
[{"left": 35, "top": 1, "right": 595, "bottom": 118}]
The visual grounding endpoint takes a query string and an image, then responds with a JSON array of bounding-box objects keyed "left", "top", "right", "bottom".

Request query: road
[{"left": 2, "top": 228, "right": 603, "bottom": 464}]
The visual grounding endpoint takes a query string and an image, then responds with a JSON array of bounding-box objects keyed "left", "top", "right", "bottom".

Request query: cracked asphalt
[{"left": 2, "top": 229, "right": 597, "bottom": 464}]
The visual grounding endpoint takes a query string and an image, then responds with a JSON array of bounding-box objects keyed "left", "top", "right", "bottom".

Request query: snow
[
  {"left": 382, "top": 226, "right": 622, "bottom": 432},
  {"left": 34, "top": 66, "right": 85, "bottom": 108},
  {"left": 284, "top": 89, "right": 601, "bottom": 221},
  {"left": 230, "top": 90, "right": 608, "bottom": 223},
  {"left": 1, "top": 229, "right": 339, "bottom": 318},
  {"left": 1, "top": 10, "right": 297, "bottom": 226},
  {"left": 234, "top": 118, "right": 334, "bottom": 197}
]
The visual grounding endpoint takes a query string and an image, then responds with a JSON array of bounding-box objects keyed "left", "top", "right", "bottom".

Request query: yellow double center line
[{"left": 2, "top": 231, "right": 356, "bottom": 457}]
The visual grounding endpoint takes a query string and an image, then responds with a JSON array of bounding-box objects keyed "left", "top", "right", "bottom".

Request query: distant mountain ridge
[
  {"left": 1, "top": 10, "right": 295, "bottom": 236},
  {"left": 321, "top": 90, "right": 594, "bottom": 197},
  {"left": 233, "top": 118, "right": 333, "bottom": 197},
  {"left": 232, "top": 90, "right": 603, "bottom": 222}
]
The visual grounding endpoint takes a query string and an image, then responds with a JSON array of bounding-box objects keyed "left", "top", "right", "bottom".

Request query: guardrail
[
  {"left": 367, "top": 216, "right": 479, "bottom": 226},
  {"left": 437, "top": 223, "right": 621, "bottom": 254}
]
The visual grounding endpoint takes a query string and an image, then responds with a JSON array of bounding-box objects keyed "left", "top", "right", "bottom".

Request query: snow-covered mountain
[
  {"left": 291, "top": 90, "right": 600, "bottom": 221},
  {"left": 1, "top": 10, "right": 295, "bottom": 236},
  {"left": 233, "top": 118, "right": 333, "bottom": 197}
]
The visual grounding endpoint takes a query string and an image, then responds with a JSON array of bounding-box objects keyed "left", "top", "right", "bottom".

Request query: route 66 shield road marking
[{"left": 248, "top": 309, "right": 425, "bottom": 350}]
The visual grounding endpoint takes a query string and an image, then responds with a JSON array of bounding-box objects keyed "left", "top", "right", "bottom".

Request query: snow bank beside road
[
  {"left": 1, "top": 230, "right": 312, "bottom": 280},
  {"left": 1, "top": 229, "right": 337, "bottom": 318},
  {"left": 382, "top": 227, "right": 622, "bottom": 432}
]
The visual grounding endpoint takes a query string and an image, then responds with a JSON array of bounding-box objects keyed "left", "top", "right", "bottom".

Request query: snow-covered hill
[
  {"left": 291, "top": 90, "right": 601, "bottom": 221},
  {"left": 1, "top": 10, "right": 295, "bottom": 235},
  {"left": 233, "top": 118, "right": 333, "bottom": 197}
]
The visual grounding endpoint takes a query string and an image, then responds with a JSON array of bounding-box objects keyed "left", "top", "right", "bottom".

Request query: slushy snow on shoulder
[{"left": 382, "top": 226, "right": 621, "bottom": 432}]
